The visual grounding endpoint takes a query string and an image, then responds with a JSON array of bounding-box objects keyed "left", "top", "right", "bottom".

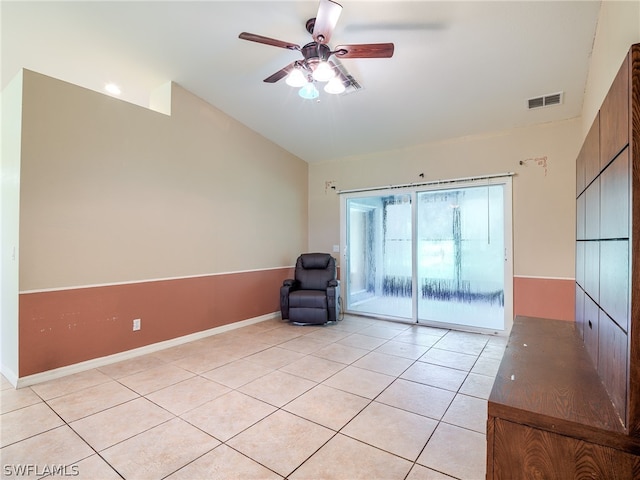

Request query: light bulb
[
  {"left": 286, "top": 68, "right": 307, "bottom": 87},
  {"left": 324, "top": 77, "right": 345, "bottom": 95},
  {"left": 312, "top": 61, "right": 336, "bottom": 82},
  {"left": 298, "top": 82, "right": 319, "bottom": 100}
]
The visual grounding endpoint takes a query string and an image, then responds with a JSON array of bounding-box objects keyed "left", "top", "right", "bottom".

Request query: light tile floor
[{"left": 1, "top": 315, "right": 507, "bottom": 480}]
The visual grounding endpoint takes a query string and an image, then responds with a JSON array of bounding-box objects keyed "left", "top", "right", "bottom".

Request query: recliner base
[
  {"left": 291, "top": 321, "right": 333, "bottom": 326},
  {"left": 289, "top": 307, "right": 329, "bottom": 325}
]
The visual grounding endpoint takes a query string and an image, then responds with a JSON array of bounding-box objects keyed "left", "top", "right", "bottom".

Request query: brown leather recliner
[{"left": 280, "top": 253, "right": 341, "bottom": 325}]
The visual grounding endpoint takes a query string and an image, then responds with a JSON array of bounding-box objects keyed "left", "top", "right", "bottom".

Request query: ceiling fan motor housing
[
  {"left": 305, "top": 18, "right": 316, "bottom": 35},
  {"left": 301, "top": 42, "right": 332, "bottom": 66}
]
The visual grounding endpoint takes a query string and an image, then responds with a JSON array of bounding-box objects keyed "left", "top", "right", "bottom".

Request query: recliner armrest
[
  {"left": 326, "top": 280, "right": 341, "bottom": 322},
  {"left": 280, "top": 280, "right": 298, "bottom": 320}
]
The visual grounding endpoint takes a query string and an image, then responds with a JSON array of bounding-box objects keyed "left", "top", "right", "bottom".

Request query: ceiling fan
[{"left": 238, "top": 0, "right": 394, "bottom": 99}]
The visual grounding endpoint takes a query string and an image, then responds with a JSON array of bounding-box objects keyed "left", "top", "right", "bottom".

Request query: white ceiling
[{"left": 2, "top": 1, "right": 601, "bottom": 163}]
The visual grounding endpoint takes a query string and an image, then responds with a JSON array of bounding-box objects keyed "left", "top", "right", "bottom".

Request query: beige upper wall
[
  {"left": 19, "top": 70, "right": 308, "bottom": 291},
  {"left": 309, "top": 118, "right": 581, "bottom": 279},
  {"left": 582, "top": 0, "right": 640, "bottom": 136}
]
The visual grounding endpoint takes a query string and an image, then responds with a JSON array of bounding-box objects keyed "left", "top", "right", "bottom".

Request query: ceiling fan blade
[
  {"left": 312, "top": 0, "right": 342, "bottom": 44},
  {"left": 334, "top": 43, "right": 395, "bottom": 59},
  {"left": 239, "top": 32, "right": 300, "bottom": 51},
  {"left": 263, "top": 63, "right": 296, "bottom": 83}
]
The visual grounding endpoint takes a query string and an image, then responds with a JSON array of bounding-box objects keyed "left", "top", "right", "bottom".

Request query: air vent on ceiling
[
  {"left": 343, "top": 75, "right": 363, "bottom": 95},
  {"left": 527, "top": 91, "right": 563, "bottom": 110}
]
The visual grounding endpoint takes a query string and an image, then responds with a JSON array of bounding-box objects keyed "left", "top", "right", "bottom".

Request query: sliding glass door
[
  {"left": 416, "top": 186, "right": 505, "bottom": 329},
  {"left": 342, "top": 179, "right": 512, "bottom": 331},
  {"left": 344, "top": 193, "right": 413, "bottom": 319}
]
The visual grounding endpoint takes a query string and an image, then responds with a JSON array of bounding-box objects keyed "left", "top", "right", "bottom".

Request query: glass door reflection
[
  {"left": 416, "top": 185, "right": 504, "bottom": 330},
  {"left": 345, "top": 193, "right": 412, "bottom": 319}
]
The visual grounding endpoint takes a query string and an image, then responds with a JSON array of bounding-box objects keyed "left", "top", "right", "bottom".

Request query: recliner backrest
[{"left": 295, "top": 253, "right": 336, "bottom": 290}]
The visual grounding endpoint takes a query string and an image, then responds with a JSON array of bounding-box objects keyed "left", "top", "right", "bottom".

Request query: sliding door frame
[{"left": 340, "top": 175, "right": 513, "bottom": 335}]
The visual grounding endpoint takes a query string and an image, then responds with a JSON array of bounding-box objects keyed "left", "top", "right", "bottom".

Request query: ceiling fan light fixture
[
  {"left": 324, "top": 77, "right": 346, "bottom": 94},
  {"left": 298, "top": 82, "right": 319, "bottom": 100},
  {"left": 312, "top": 61, "right": 335, "bottom": 82},
  {"left": 239, "top": 0, "right": 395, "bottom": 100},
  {"left": 285, "top": 67, "right": 307, "bottom": 87}
]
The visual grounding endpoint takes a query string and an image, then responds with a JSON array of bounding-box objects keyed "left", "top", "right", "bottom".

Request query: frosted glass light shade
[
  {"left": 324, "top": 77, "right": 345, "bottom": 94},
  {"left": 312, "top": 62, "right": 335, "bottom": 82},
  {"left": 299, "top": 83, "right": 319, "bottom": 99},
  {"left": 286, "top": 68, "right": 307, "bottom": 87}
]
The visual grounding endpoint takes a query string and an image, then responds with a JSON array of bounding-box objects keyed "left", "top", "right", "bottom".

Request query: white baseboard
[{"left": 15, "top": 312, "right": 280, "bottom": 389}]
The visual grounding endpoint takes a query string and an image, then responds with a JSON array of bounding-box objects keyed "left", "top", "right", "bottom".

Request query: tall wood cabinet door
[
  {"left": 598, "top": 311, "right": 629, "bottom": 426},
  {"left": 600, "top": 147, "right": 630, "bottom": 239},
  {"left": 577, "top": 194, "right": 586, "bottom": 240},
  {"left": 576, "top": 241, "right": 585, "bottom": 288},
  {"left": 629, "top": 43, "right": 640, "bottom": 439},
  {"left": 584, "top": 114, "right": 601, "bottom": 187},
  {"left": 600, "top": 53, "right": 629, "bottom": 169},
  {"left": 600, "top": 239, "right": 630, "bottom": 332},
  {"left": 584, "top": 241, "right": 600, "bottom": 302},
  {"left": 577, "top": 131, "right": 587, "bottom": 195},
  {"left": 576, "top": 285, "right": 586, "bottom": 339},
  {"left": 577, "top": 151, "right": 585, "bottom": 195},
  {"left": 584, "top": 294, "right": 600, "bottom": 368},
  {"left": 585, "top": 179, "right": 600, "bottom": 239}
]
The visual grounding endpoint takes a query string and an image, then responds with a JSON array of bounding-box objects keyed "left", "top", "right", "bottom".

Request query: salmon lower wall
[
  {"left": 513, "top": 276, "right": 575, "bottom": 321},
  {"left": 18, "top": 267, "right": 293, "bottom": 377}
]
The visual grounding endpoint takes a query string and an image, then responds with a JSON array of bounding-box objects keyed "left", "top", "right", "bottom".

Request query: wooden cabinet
[
  {"left": 578, "top": 45, "right": 636, "bottom": 432},
  {"left": 487, "top": 317, "right": 640, "bottom": 479},
  {"left": 575, "top": 44, "right": 637, "bottom": 431},
  {"left": 600, "top": 52, "right": 629, "bottom": 169},
  {"left": 579, "top": 113, "right": 600, "bottom": 190},
  {"left": 488, "top": 44, "right": 640, "bottom": 478},
  {"left": 491, "top": 418, "right": 640, "bottom": 479}
]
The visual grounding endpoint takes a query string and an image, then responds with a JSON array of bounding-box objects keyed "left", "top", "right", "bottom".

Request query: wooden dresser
[
  {"left": 487, "top": 316, "right": 640, "bottom": 478},
  {"left": 487, "top": 44, "right": 640, "bottom": 478}
]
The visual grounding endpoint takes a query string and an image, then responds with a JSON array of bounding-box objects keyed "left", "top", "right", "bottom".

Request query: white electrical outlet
[{"left": 133, "top": 318, "right": 141, "bottom": 331}]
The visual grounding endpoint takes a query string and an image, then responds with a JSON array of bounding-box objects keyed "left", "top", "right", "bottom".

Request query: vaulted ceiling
[{"left": 2, "top": 1, "right": 601, "bottom": 163}]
